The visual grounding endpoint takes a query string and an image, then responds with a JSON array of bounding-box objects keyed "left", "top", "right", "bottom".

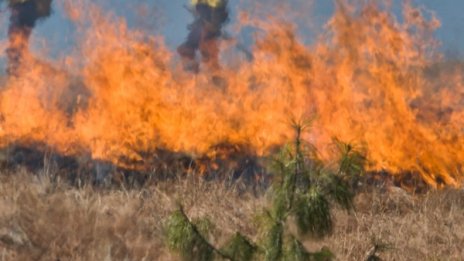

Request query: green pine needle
[
  {"left": 165, "top": 209, "right": 215, "bottom": 261},
  {"left": 294, "top": 187, "right": 333, "bottom": 238},
  {"left": 284, "top": 236, "right": 310, "bottom": 261},
  {"left": 193, "top": 217, "right": 215, "bottom": 238},
  {"left": 323, "top": 174, "right": 354, "bottom": 211},
  {"left": 264, "top": 222, "right": 284, "bottom": 261},
  {"left": 221, "top": 233, "right": 257, "bottom": 261},
  {"left": 272, "top": 186, "right": 290, "bottom": 221},
  {"left": 310, "top": 246, "right": 335, "bottom": 261},
  {"left": 334, "top": 139, "right": 366, "bottom": 183}
]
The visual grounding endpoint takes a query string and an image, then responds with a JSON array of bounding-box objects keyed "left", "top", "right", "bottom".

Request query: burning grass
[
  {"left": 0, "top": 169, "right": 463, "bottom": 260},
  {"left": 1, "top": 0, "right": 464, "bottom": 187}
]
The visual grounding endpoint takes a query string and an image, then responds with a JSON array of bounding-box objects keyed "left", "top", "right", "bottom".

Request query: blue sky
[{"left": 1, "top": 0, "right": 464, "bottom": 62}]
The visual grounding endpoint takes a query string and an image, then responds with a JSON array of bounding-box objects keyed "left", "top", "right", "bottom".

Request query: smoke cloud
[
  {"left": 5, "top": 0, "right": 53, "bottom": 75},
  {"left": 177, "top": 1, "right": 229, "bottom": 72}
]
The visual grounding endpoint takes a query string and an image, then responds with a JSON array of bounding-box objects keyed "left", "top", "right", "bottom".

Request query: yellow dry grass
[{"left": 0, "top": 169, "right": 463, "bottom": 260}]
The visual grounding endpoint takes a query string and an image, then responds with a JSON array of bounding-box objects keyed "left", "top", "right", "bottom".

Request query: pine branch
[
  {"left": 221, "top": 232, "right": 257, "bottom": 261},
  {"left": 263, "top": 221, "right": 284, "bottom": 261},
  {"left": 166, "top": 206, "right": 231, "bottom": 261},
  {"left": 284, "top": 235, "right": 310, "bottom": 261},
  {"left": 294, "top": 187, "right": 333, "bottom": 238},
  {"left": 288, "top": 123, "right": 303, "bottom": 212}
]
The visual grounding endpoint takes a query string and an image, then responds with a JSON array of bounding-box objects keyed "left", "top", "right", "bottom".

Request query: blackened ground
[
  {"left": 0, "top": 142, "right": 268, "bottom": 191},
  {"left": 0, "top": 142, "right": 435, "bottom": 196}
]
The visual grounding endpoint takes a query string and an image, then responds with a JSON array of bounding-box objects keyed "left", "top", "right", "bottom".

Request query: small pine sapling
[
  {"left": 165, "top": 119, "right": 366, "bottom": 261},
  {"left": 258, "top": 119, "right": 365, "bottom": 260}
]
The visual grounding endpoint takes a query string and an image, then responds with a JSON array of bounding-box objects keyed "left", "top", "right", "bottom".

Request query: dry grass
[
  {"left": 313, "top": 187, "right": 464, "bottom": 260},
  {"left": 0, "top": 169, "right": 463, "bottom": 261}
]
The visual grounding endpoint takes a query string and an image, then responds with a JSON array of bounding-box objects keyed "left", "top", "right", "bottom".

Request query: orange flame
[{"left": 0, "top": 1, "right": 463, "bottom": 187}]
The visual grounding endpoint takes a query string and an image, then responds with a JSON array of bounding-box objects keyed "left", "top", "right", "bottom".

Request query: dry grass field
[{"left": 0, "top": 169, "right": 463, "bottom": 261}]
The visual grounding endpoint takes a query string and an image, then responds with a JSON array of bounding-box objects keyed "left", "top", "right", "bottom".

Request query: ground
[{"left": 0, "top": 168, "right": 463, "bottom": 260}]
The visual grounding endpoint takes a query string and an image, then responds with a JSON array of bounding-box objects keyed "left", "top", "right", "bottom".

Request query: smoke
[
  {"left": 6, "top": 0, "right": 53, "bottom": 75},
  {"left": 177, "top": 1, "right": 229, "bottom": 72}
]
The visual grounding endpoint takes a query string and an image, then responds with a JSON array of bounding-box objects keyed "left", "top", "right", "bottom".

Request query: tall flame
[{"left": 0, "top": 0, "right": 463, "bottom": 187}]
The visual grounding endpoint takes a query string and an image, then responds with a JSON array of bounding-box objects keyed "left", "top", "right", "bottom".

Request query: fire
[{"left": 0, "top": 0, "right": 463, "bottom": 187}]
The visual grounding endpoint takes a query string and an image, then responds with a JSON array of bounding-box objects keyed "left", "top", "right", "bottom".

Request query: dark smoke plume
[
  {"left": 3, "top": 0, "right": 53, "bottom": 76},
  {"left": 177, "top": 1, "right": 229, "bottom": 72}
]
